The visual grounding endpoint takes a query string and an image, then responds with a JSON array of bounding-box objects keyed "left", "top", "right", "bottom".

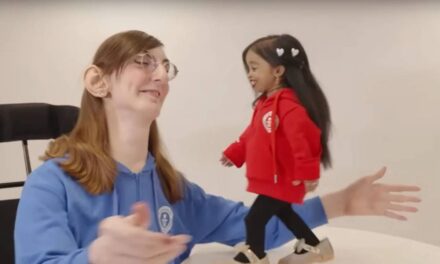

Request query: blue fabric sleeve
[
  {"left": 14, "top": 165, "right": 89, "bottom": 264},
  {"left": 182, "top": 180, "right": 328, "bottom": 249}
]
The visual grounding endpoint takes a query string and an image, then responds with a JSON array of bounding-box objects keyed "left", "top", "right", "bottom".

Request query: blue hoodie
[{"left": 14, "top": 154, "right": 327, "bottom": 264}]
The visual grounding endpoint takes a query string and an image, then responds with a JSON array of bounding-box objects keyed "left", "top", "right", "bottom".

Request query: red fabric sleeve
[
  {"left": 223, "top": 125, "right": 251, "bottom": 168},
  {"left": 282, "top": 108, "right": 322, "bottom": 181}
]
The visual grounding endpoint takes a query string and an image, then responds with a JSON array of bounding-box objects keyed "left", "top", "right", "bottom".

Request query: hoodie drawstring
[{"left": 270, "top": 91, "right": 283, "bottom": 184}]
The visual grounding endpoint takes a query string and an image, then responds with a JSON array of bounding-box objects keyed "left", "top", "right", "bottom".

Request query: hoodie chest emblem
[
  {"left": 158, "top": 206, "right": 173, "bottom": 233},
  {"left": 262, "top": 111, "right": 279, "bottom": 133}
]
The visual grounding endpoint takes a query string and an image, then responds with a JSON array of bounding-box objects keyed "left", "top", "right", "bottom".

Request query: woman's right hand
[{"left": 89, "top": 202, "right": 191, "bottom": 264}]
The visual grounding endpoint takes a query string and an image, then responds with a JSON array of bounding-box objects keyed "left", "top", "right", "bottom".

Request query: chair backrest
[
  {"left": 0, "top": 103, "right": 79, "bottom": 264},
  {"left": 0, "top": 199, "right": 20, "bottom": 263},
  {"left": 0, "top": 103, "right": 79, "bottom": 143}
]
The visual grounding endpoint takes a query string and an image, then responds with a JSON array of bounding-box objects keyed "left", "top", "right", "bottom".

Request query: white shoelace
[
  {"left": 294, "top": 238, "right": 321, "bottom": 254},
  {"left": 235, "top": 244, "right": 261, "bottom": 263}
]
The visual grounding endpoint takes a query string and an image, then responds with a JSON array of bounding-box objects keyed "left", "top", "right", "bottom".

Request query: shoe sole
[{"left": 278, "top": 253, "right": 334, "bottom": 264}]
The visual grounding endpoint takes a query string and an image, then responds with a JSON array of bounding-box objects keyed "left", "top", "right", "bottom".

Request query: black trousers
[{"left": 244, "top": 194, "right": 320, "bottom": 258}]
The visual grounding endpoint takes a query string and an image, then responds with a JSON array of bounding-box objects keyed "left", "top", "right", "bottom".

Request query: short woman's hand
[{"left": 220, "top": 155, "right": 234, "bottom": 167}]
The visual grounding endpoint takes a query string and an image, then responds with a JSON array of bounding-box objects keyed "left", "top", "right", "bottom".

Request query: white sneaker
[
  {"left": 278, "top": 238, "right": 334, "bottom": 264},
  {"left": 221, "top": 244, "right": 270, "bottom": 264}
]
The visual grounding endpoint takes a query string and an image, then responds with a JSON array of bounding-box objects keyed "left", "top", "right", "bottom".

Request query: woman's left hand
[
  {"left": 292, "top": 180, "right": 319, "bottom": 192},
  {"left": 220, "top": 155, "right": 234, "bottom": 167},
  {"left": 321, "top": 167, "right": 421, "bottom": 220},
  {"left": 343, "top": 167, "right": 421, "bottom": 220},
  {"left": 305, "top": 180, "right": 319, "bottom": 192}
]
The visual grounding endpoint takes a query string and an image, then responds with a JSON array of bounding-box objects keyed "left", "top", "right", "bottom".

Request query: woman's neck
[
  {"left": 107, "top": 110, "right": 151, "bottom": 173},
  {"left": 266, "top": 85, "right": 284, "bottom": 97}
]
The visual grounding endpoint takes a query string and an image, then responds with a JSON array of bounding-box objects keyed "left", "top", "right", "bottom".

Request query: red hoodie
[{"left": 223, "top": 88, "right": 322, "bottom": 204}]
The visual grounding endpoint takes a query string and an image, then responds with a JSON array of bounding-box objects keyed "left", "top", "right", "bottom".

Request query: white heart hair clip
[
  {"left": 291, "top": 48, "right": 300, "bottom": 57},
  {"left": 276, "top": 48, "right": 284, "bottom": 57}
]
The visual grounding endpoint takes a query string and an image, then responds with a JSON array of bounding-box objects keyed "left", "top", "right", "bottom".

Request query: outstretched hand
[
  {"left": 343, "top": 167, "right": 421, "bottom": 220},
  {"left": 89, "top": 202, "right": 191, "bottom": 264},
  {"left": 220, "top": 155, "right": 234, "bottom": 167}
]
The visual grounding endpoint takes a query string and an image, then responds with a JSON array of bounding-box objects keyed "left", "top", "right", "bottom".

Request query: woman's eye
[{"left": 135, "top": 59, "right": 151, "bottom": 66}]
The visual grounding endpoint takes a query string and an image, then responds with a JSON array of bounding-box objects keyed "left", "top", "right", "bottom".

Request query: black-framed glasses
[{"left": 132, "top": 51, "right": 179, "bottom": 81}]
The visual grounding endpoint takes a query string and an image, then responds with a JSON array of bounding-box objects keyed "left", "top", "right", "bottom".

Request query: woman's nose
[{"left": 152, "top": 64, "right": 168, "bottom": 82}]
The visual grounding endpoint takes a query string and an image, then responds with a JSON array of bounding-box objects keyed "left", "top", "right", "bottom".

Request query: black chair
[{"left": 0, "top": 103, "right": 79, "bottom": 264}]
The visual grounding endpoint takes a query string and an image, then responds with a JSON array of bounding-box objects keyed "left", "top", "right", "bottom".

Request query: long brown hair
[{"left": 43, "top": 30, "right": 183, "bottom": 203}]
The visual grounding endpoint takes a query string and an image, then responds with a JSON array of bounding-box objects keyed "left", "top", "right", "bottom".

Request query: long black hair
[{"left": 242, "top": 34, "right": 332, "bottom": 168}]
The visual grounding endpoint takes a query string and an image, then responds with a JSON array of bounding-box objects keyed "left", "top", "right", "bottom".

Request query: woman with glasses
[{"left": 14, "top": 30, "right": 420, "bottom": 264}]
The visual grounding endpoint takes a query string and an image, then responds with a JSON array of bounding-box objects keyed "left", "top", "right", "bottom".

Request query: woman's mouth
[{"left": 140, "top": 90, "right": 160, "bottom": 98}]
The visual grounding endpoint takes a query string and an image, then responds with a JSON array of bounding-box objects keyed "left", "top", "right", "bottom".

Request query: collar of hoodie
[{"left": 116, "top": 152, "right": 156, "bottom": 175}]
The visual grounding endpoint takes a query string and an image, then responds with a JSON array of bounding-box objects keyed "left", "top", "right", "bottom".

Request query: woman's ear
[
  {"left": 274, "top": 65, "right": 286, "bottom": 79},
  {"left": 84, "top": 65, "right": 108, "bottom": 98}
]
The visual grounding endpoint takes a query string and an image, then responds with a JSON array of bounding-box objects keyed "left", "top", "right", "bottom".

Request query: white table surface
[{"left": 183, "top": 226, "right": 440, "bottom": 264}]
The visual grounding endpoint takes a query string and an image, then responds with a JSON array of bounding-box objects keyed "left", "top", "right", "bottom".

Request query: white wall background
[{"left": 1, "top": 0, "right": 439, "bottom": 247}]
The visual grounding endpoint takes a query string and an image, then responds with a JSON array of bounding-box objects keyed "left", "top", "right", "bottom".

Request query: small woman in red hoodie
[{"left": 221, "top": 34, "right": 333, "bottom": 264}]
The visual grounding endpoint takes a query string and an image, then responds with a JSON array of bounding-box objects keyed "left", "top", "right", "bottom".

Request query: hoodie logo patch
[
  {"left": 262, "top": 111, "right": 279, "bottom": 133},
  {"left": 158, "top": 206, "right": 173, "bottom": 233}
]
